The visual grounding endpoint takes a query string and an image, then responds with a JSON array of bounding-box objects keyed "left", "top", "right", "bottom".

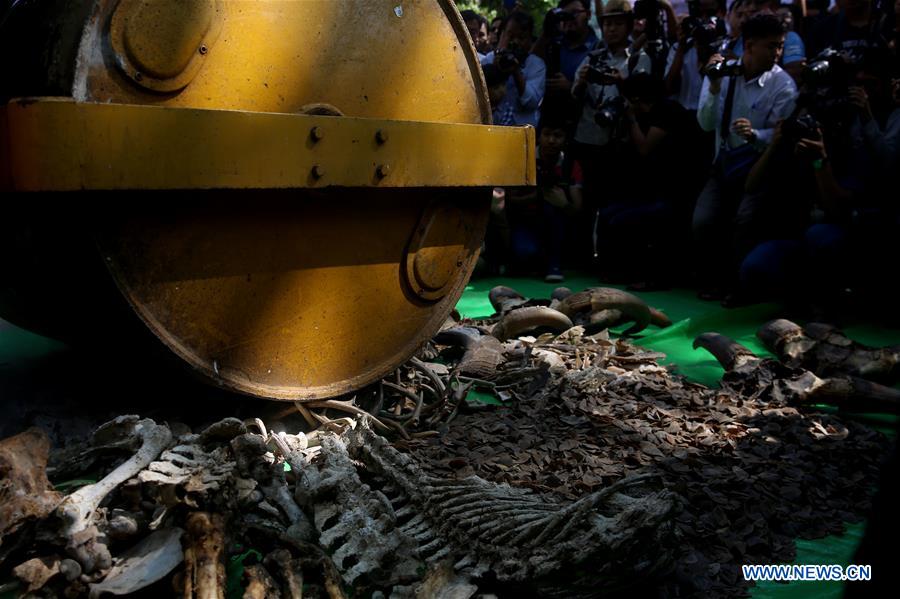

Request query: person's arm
[
  {"left": 744, "top": 121, "right": 783, "bottom": 193},
  {"left": 572, "top": 56, "right": 591, "bottom": 98},
  {"left": 849, "top": 86, "right": 893, "bottom": 169},
  {"left": 665, "top": 40, "right": 685, "bottom": 97},
  {"left": 516, "top": 55, "right": 546, "bottom": 109},
  {"left": 696, "top": 65, "right": 722, "bottom": 133},
  {"left": 661, "top": 0, "right": 678, "bottom": 43},
  {"left": 795, "top": 133, "right": 852, "bottom": 218}
]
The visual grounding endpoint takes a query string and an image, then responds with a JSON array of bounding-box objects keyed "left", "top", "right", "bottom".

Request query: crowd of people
[{"left": 463, "top": 0, "right": 900, "bottom": 315}]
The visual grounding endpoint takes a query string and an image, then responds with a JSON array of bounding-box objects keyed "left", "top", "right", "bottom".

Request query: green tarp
[{"left": 458, "top": 276, "right": 898, "bottom": 598}]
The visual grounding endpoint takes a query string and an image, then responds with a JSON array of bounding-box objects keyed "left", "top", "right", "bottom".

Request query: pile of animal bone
[
  {"left": 0, "top": 284, "right": 897, "bottom": 598},
  {"left": 0, "top": 415, "right": 674, "bottom": 598}
]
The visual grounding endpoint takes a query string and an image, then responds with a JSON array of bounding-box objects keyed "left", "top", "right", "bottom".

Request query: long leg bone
[
  {"left": 183, "top": 512, "right": 225, "bottom": 599},
  {"left": 55, "top": 417, "right": 172, "bottom": 572}
]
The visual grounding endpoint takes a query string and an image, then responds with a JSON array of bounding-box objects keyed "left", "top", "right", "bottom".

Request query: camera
[
  {"left": 682, "top": 16, "right": 727, "bottom": 63},
  {"left": 496, "top": 49, "right": 522, "bottom": 71},
  {"left": 780, "top": 113, "right": 821, "bottom": 146},
  {"left": 586, "top": 62, "right": 621, "bottom": 85},
  {"left": 594, "top": 95, "right": 627, "bottom": 128},
  {"left": 634, "top": 0, "right": 666, "bottom": 52},
  {"left": 704, "top": 58, "right": 743, "bottom": 79},
  {"left": 543, "top": 7, "right": 574, "bottom": 37},
  {"left": 797, "top": 48, "right": 862, "bottom": 128},
  {"left": 803, "top": 48, "right": 853, "bottom": 89}
]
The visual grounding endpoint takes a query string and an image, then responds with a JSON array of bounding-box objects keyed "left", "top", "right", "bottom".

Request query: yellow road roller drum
[{"left": 0, "top": 0, "right": 535, "bottom": 400}]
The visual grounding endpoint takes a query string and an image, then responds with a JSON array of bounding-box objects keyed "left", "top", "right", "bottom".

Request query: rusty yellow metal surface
[
  {"left": 95, "top": 190, "right": 489, "bottom": 400},
  {"left": 108, "top": 0, "right": 223, "bottom": 92},
  {"left": 1, "top": 98, "right": 535, "bottom": 191},
  {"left": 75, "top": 0, "right": 491, "bottom": 124},
  {"left": 0, "top": 0, "right": 535, "bottom": 400}
]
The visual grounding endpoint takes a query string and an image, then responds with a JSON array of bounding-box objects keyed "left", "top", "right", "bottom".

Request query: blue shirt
[
  {"left": 558, "top": 29, "right": 600, "bottom": 82},
  {"left": 481, "top": 52, "right": 546, "bottom": 127}
]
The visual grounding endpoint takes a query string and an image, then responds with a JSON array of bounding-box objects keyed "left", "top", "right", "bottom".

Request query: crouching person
[{"left": 505, "top": 109, "right": 584, "bottom": 282}]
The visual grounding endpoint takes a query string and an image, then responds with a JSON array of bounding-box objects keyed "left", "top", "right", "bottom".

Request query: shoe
[{"left": 544, "top": 268, "right": 564, "bottom": 283}]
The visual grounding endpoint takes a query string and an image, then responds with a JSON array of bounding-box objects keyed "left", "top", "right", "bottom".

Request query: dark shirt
[
  {"left": 557, "top": 29, "right": 600, "bottom": 82},
  {"left": 807, "top": 12, "right": 885, "bottom": 61},
  {"left": 636, "top": 99, "right": 694, "bottom": 200}
]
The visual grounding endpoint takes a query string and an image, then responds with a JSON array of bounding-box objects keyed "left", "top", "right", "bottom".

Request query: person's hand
[
  {"left": 604, "top": 69, "right": 625, "bottom": 86},
  {"left": 794, "top": 128, "right": 827, "bottom": 162},
  {"left": 498, "top": 57, "right": 520, "bottom": 75},
  {"left": 633, "top": 18, "right": 646, "bottom": 36},
  {"left": 547, "top": 73, "right": 571, "bottom": 93},
  {"left": 497, "top": 26, "right": 510, "bottom": 51},
  {"left": 573, "top": 62, "right": 590, "bottom": 90},
  {"left": 705, "top": 53, "right": 724, "bottom": 92},
  {"left": 706, "top": 53, "right": 724, "bottom": 68},
  {"left": 848, "top": 86, "right": 874, "bottom": 122},
  {"left": 731, "top": 118, "right": 756, "bottom": 142},
  {"left": 491, "top": 187, "right": 506, "bottom": 214}
]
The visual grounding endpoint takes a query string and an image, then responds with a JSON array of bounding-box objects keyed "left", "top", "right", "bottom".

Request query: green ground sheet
[{"left": 459, "top": 275, "right": 899, "bottom": 598}]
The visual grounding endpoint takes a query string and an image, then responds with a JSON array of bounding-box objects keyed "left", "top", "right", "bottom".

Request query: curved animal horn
[
  {"left": 555, "top": 290, "right": 593, "bottom": 318},
  {"left": 488, "top": 286, "right": 526, "bottom": 314},
  {"left": 492, "top": 306, "right": 574, "bottom": 342},
  {"left": 649, "top": 308, "right": 672, "bottom": 328},
  {"left": 585, "top": 288, "right": 652, "bottom": 336},
  {"left": 693, "top": 332, "right": 758, "bottom": 371},
  {"left": 433, "top": 326, "right": 482, "bottom": 349},
  {"left": 584, "top": 309, "right": 624, "bottom": 334},
  {"left": 756, "top": 319, "right": 804, "bottom": 353},
  {"left": 774, "top": 373, "right": 900, "bottom": 414}
]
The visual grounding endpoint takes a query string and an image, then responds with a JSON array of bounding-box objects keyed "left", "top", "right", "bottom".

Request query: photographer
[
  {"left": 808, "top": 0, "right": 893, "bottom": 62},
  {"left": 481, "top": 12, "right": 547, "bottom": 127},
  {"left": 503, "top": 109, "right": 584, "bottom": 282},
  {"left": 630, "top": 0, "right": 680, "bottom": 74},
  {"left": 692, "top": 12, "right": 798, "bottom": 300},
  {"left": 592, "top": 73, "right": 703, "bottom": 288},
  {"left": 666, "top": 0, "right": 727, "bottom": 110},
  {"left": 734, "top": 56, "right": 900, "bottom": 308},
  {"left": 725, "top": 1, "right": 806, "bottom": 81},
  {"left": 571, "top": 0, "right": 652, "bottom": 185},
  {"left": 461, "top": 9, "right": 491, "bottom": 56},
  {"left": 537, "top": 0, "right": 600, "bottom": 106}
]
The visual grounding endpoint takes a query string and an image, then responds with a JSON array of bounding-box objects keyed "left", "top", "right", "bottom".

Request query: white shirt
[
  {"left": 697, "top": 64, "right": 797, "bottom": 159},
  {"left": 572, "top": 47, "right": 652, "bottom": 147},
  {"left": 665, "top": 43, "right": 703, "bottom": 111}
]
